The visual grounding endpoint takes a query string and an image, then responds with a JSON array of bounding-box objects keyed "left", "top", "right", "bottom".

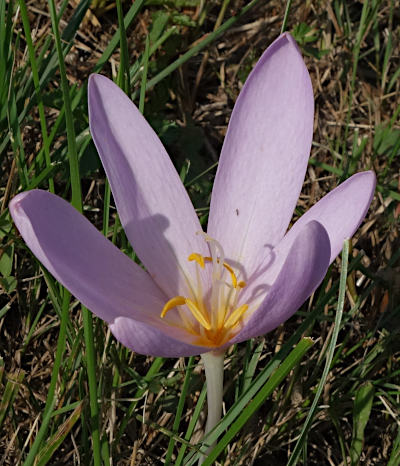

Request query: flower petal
[
  {"left": 110, "top": 317, "right": 210, "bottom": 357},
  {"left": 208, "top": 33, "right": 314, "bottom": 275},
  {"left": 9, "top": 190, "right": 167, "bottom": 325},
  {"left": 229, "top": 220, "right": 330, "bottom": 343},
  {"left": 285, "top": 171, "right": 376, "bottom": 264},
  {"left": 88, "top": 75, "right": 208, "bottom": 297}
]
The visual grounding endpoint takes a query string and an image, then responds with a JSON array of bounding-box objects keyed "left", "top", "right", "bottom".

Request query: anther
[
  {"left": 223, "top": 304, "right": 249, "bottom": 329},
  {"left": 185, "top": 298, "right": 211, "bottom": 330},
  {"left": 188, "top": 253, "right": 205, "bottom": 269},
  {"left": 221, "top": 262, "right": 238, "bottom": 288},
  {"left": 202, "top": 256, "right": 241, "bottom": 289},
  {"left": 161, "top": 296, "right": 211, "bottom": 330},
  {"left": 161, "top": 296, "right": 186, "bottom": 318}
]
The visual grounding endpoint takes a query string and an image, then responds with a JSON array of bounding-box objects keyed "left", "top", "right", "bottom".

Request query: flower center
[{"left": 160, "top": 234, "right": 249, "bottom": 347}]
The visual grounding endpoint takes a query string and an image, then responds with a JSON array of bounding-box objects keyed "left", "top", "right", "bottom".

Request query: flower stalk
[
  {"left": 199, "top": 351, "right": 225, "bottom": 463},
  {"left": 201, "top": 351, "right": 225, "bottom": 437}
]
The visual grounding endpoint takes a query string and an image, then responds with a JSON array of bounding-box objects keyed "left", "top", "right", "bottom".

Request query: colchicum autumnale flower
[{"left": 10, "top": 33, "right": 375, "bottom": 437}]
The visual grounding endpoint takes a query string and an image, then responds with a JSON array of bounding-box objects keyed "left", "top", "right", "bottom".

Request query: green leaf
[
  {"left": 0, "top": 275, "right": 17, "bottom": 293},
  {"left": 0, "top": 243, "right": 13, "bottom": 277},
  {"left": 373, "top": 124, "right": 400, "bottom": 157},
  {"left": 150, "top": 10, "right": 170, "bottom": 43},
  {"left": 292, "top": 23, "right": 319, "bottom": 44},
  {"left": 350, "top": 382, "right": 375, "bottom": 465}
]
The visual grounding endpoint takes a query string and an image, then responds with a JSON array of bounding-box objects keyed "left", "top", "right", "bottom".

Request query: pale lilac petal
[
  {"left": 208, "top": 33, "right": 314, "bottom": 276},
  {"left": 9, "top": 190, "right": 167, "bottom": 326},
  {"left": 110, "top": 317, "right": 210, "bottom": 357},
  {"left": 229, "top": 221, "right": 330, "bottom": 343},
  {"left": 285, "top": 171, "right": 376, "bottom": 264},
  {"left": 88, "top": 75, "right": 208, "bottom": 298}
]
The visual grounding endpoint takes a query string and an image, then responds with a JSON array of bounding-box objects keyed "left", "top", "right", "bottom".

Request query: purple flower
[{"left": 10, "top": 33, "right": 375, "bottom": 358}]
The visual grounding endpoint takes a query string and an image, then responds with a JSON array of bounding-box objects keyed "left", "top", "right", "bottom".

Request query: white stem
[{"left": 201, "top": 350, "right": 225, "bottom": 437}]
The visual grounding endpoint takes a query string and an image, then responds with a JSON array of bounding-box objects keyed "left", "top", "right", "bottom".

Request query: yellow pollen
[
  {"left": 188, "top": 253, "right": 205, "bottom": 269},
  {"left": 223, "top": 304, "right": 249, "bottom": 329},
  {"left": 161, "top": 296, "right": 211, "bottom": 330},
  {"left": 238, "top": 280, "right": 246, "bottom": 288}
]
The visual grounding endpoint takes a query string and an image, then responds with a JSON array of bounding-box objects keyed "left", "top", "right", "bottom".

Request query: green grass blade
[
  {"left": 7, "top": 30, "right": 29, "bottom": 189},
  {"left": 94, "top": 0, "right": 145, "bottom": 73},
  {"left": 102, "top": 180, "right": 111, "bottom": 237},
  {"left": 0, "top": 369, "right": 25, "bottom": 429},
  {"left": 281, "top": 0, "right": 294, "bottom": 33},
  {"left": 132, "top": 0, "right": 262, "bottom": 99},
  {"left": 388, "top": 426, "right": 400, "bottom": 466},
  {"left": 19, "top": 0, "right": 54, "bottom": 192},
  {"left": 139, "top": 35, "right": 150, "bottom": 114},
  {"left": 61, "top": 0, "right": 91, "bottom": 41},
  {"left": 25, "top": 162, "right": 60, "bottom": 191},
  {"left": 129, "top": 25, "right": 177, "bottom": 85},
  {"left": 241, "top": 339, "right": 265, "bottom": 394},
  {"left": 47, "top": 0, "right": 81, "bottom": 209},
  {"left": 116, "top": 0, "right": 130, "bottom": 94},
  {"left": 0, "top": 0, "right": 13, "bottom": 114},
  {"left": 81, "top": 306, "right": 102, "bottom": 466},
  {"left": 175, "top": 385, "right": 207, "bottom": 466},
  {"left": 36, "top": 402, "right": 83, "bottom": 466},
  {"left": 46, "top": 1, "right": 103, "bottom": 464},
  {"left": 287, "top": 239, "right": 351, "bottom": 466},
  {"left": 22, "top": 290, "right": 71, "bottom": 466},
  {"left": 115, "top": 357, "right": 165, "bottom": 446},
  {"left": 341, "top": 1, "right": 379, "bottom": 179},
  {"left": 165, "top": 357, "right": 195, "bottom": 465},
  {"left": 0, "top": 0, "right": 86, "bottom": 157}
]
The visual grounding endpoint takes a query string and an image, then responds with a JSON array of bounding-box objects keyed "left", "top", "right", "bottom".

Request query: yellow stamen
[
  {"left": 161, "top": 296, "right": 211, "bottom": 330},
  {"left": 223, "top": 304, "right": 249, "bottom": 329},
  {"left": 188, "top": 253, "right": 205, "bottom": 269},
  {"left": 221, "top": 262, "right": 238, "bottom": 288},
  {"left": 161, "top": 296, "right": 186, "bottom": 318},
  {"left": 238, "top": 280, "right": 246, "bottom": 288},
  {"left": 185, "top": 298, "right": 211, "bottom": 330}
]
